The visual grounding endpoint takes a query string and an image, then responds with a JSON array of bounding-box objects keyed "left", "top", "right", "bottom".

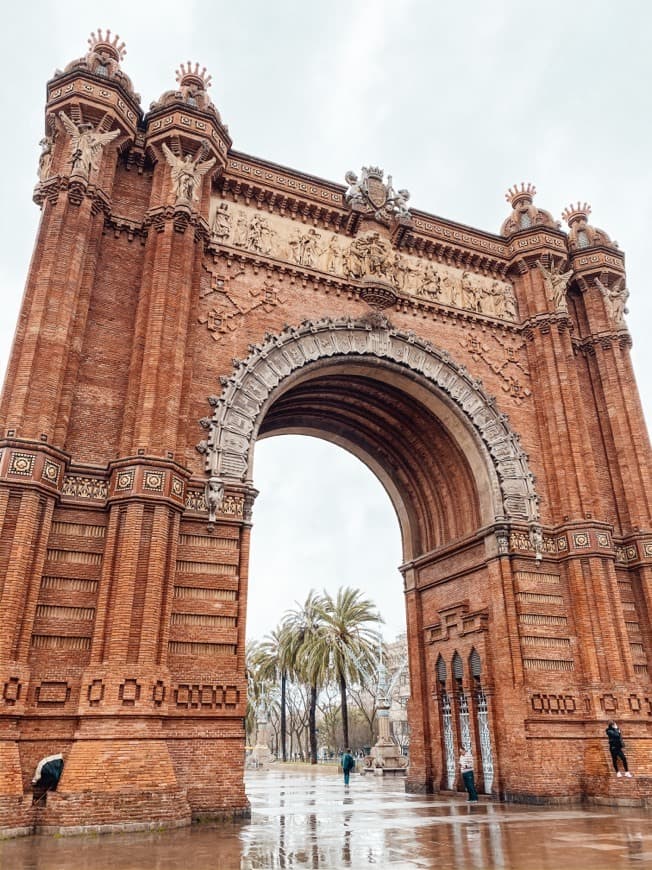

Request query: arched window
[
  {"left": 436, "top": 655, "right": 455, "bottom": 789},
  {"left": 452, "top": 651, "right": 470, "bottom": 751},
  {"left": 452, "top": 651, "right": 463, "bottom": 682},
  {"left": 471, "top": 647, "right": 494, "bottom": 794},
  {"left": 470, "top": 648, "right": 481, "bottom": 679}
]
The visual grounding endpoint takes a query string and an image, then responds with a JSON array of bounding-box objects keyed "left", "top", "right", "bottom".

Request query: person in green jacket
[{"left": 341, "top": 749, "right": 355, "bottom": 786}]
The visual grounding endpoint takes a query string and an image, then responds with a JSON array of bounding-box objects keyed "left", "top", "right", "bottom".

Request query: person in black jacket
[
  {"left": 606, "top": 721, "right": 632, "bottom": 777},
  {"left": 341, "top": 749, "right": 355, "bottom": 786}
]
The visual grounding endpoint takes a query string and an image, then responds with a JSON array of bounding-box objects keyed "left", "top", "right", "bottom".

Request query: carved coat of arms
[{"left": 344, "top": 166, "right": 411, "bottom": 223}]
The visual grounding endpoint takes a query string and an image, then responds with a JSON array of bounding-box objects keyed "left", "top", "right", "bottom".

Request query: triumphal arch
[{"left": 1, "top": 32, "right": 651, "bottom": 833}]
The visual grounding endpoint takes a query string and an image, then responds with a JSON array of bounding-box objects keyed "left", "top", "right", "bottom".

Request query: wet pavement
[{"left": 2, "top": 767, "right": 652, "bottom": 868}]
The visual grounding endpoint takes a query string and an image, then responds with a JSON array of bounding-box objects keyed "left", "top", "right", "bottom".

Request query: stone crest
[{"left": 344, "top": 166, "right": 411, "bottom": 222}]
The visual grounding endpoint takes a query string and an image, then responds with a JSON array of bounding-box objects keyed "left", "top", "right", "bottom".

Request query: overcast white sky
[{"left": 2, "top": 2, "right": 651, "bottom": 642}]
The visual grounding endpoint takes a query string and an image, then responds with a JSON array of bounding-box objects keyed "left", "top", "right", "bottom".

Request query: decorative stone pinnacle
[
  {"left": 562, "top": 201, "right": 592, "bottom": 226},
  {"left": 176, "top": 61, "right": 212, "bottom": 90},
  {"left": 87, "top": 28, "right": 126, "bottom": 62},
  {"left": 505, "top": 182, "right": 537, "bottom": 206}
]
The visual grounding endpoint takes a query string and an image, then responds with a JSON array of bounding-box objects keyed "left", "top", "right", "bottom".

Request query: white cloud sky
[{"left": 2, "top": 1, "right": 651, "bottom": 642}]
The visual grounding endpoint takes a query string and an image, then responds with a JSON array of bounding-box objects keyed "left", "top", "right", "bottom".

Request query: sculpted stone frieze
[
  {"left": 199, "top": 318, "right": 540, "bottom": 525},
  {"left": 208, "top": 199, "right": 517, "bottom": 322}
]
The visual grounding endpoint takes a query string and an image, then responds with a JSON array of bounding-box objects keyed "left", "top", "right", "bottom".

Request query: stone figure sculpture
[
  {"left": 205, "top": 476, "right": 224, "bottom": 523},
  {"left": 344, "top": 170, "right": 365, "bottom": 207},
  {"left": 211, "top": 202, "right": 232, "bottom": 239},
  {"left": 324, "top": 235, "right": 343, "bottom": 274},
  {"left": 37, "top": 136, "right": 54, "bottom": 182},
  {"left": 58, "top": 111, "right": 120, "bottom": 181},
  {"left": 289, "top": 228, "right": 321, "bottom": 267},
  {"left": 386, "top": 176, "right": 411, "bottom": 219},
  {"left": 595, "top": 277, "right": 629, "bottom": 327},
  {"left": 536, "top": 260, "right": 574, "bottom": 311},
  {"left": 161, "top": 142, "right": 216, "bottom": 205}
]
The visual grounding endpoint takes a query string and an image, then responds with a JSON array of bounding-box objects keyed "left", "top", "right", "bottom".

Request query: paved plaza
[{"left": 1, "top": 767, "right": 651, "bottom": 868}]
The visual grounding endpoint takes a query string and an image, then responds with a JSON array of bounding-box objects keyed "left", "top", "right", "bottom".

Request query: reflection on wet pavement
[{"left": 1, "top": 768, "right": 651, "bottom": 869}]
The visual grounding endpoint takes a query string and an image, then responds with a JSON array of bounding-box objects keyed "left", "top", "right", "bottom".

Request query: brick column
[{"left": 404, "top": 568, "right": 434, "bottom": 792}]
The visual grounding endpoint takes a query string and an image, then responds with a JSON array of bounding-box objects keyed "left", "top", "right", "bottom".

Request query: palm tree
[
  {"left": 283, "top": 592, "right": 329, "bottom": 764},
  {"left": 314, "top": 586, "right": 383, "bottom": 750},
  {"left": 253, "top": 625, "right": 291, "bottom": 761}
]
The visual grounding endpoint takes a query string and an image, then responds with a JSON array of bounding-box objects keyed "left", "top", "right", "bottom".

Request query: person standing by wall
[
  {"left": 459, "top": 745, "right": 479, "bottom": 801},
  {"left": 341, "top": 748, "right": 355, "bottom": 786},
  {"left": 606, "top": 721, "right": 632, "bottom": 777}
]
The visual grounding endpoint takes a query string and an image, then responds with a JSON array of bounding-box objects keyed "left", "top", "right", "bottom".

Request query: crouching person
[{"left": 31, "top": 753, "right": 64, "bottom": 803}]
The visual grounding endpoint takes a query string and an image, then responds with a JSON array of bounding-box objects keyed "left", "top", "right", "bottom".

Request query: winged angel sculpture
[
  {"left": 59, "top": 111, "right": 120, "bottom": 181},
  {"left": 161, "top": 143, "right": 215, "bottom": 205},
  {"left": 595, "top": 277, "right": 629, "bottom": 327}
]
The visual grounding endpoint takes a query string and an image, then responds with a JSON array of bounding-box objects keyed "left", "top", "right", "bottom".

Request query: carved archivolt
[{"left": 199, "top": 318, "right": 540, "bottom": 525}]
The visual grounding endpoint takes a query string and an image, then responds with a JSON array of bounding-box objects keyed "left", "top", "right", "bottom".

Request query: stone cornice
[
  {"left": 521, "top": 311, "right": 574, "bottom": 339},
  {"left": 142, "top": 205, "right": 211, "bottom": 242},
  {"left": 33, "top": 175, "right": 113, "bottom": 213},
  {"left": 46, "top": 69, "right": 142, "bottom": 132},
  {"left": 219, "top": 153, "right": 513, "bottom": 272},
  {"left": 572, "top": 331, "right": 633, "bottom": 354},
  {"left": 144, "top": 104, "right": 231, "bottom": 164}
]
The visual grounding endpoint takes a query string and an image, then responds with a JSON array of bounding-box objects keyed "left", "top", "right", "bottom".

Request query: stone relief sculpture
[
  {"left": 536, "top": 260, "right": 574, "bottom": 311},
  {"left": 37, "top": 136, "right": 54, "bottom": 182},
  {"left": 211, "top": 202, "right": 232, "bottom": 239},
  {"left": 289, "top": 228, "right": 321, "bottom": 267},
  {"left": 233, "top": 213, "right": 249, "bottom": 247},
  {"left": 344, "top": 166, "right": 412, "bottom": 223},
  {"left": 162, "top": 142, "right": 216, "bottom": 205},
  {"left": 415, "top": 263, "right": 440, "bottom": 299},
  {"left": 324, "top": 234, "right": 344, "bottom": 274},
  {"left": 563, "top": 202, "right": 614, "bottom": 250},
  {"left": 206, "top": 200, "right": 519, "bottom": 322},
  {"left": 500, "top": 183, "right": 559, "bottom": 236},
  {"left": 595, "top": 277, "right": 629, "bottom": 326},
  {"left": 58, "top": 112, "right": 120, "bottom": 181},
  {"left": 246, "top": 214, "right": 276, "bottom": 255}
]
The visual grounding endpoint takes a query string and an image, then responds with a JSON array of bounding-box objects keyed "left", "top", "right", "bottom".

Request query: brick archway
[
  {"left": 200, "top": 317, "right": 540, "bottom": 535},
  {"left": 2, "top": 32, "right": 652, "bottom": 834}
]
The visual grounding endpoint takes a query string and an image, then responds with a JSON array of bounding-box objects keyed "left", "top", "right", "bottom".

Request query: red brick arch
[{"left": 201, "top": 317, "right": 540, "bottom": 535}]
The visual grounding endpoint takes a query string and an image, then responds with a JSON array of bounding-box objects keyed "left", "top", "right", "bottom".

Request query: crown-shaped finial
[
  {"left": 562, "top": 201, "right": 592, "bottom": 226},
  {"left": 505, "top": 182, "right": 537, "bottom": 207},
  {"left": 363, "top": 166, "right": 384, "bottom": 180},
  {"left": 175, "top": 62, "right": 212, "bottom": 90},
  {"left": 88, "top": 29, "right": 126, "bottom": 62}
]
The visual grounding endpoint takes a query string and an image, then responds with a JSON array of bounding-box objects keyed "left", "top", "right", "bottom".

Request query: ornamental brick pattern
[{"left": 1, "top": 33, "right": 652, "bottom": 833}]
